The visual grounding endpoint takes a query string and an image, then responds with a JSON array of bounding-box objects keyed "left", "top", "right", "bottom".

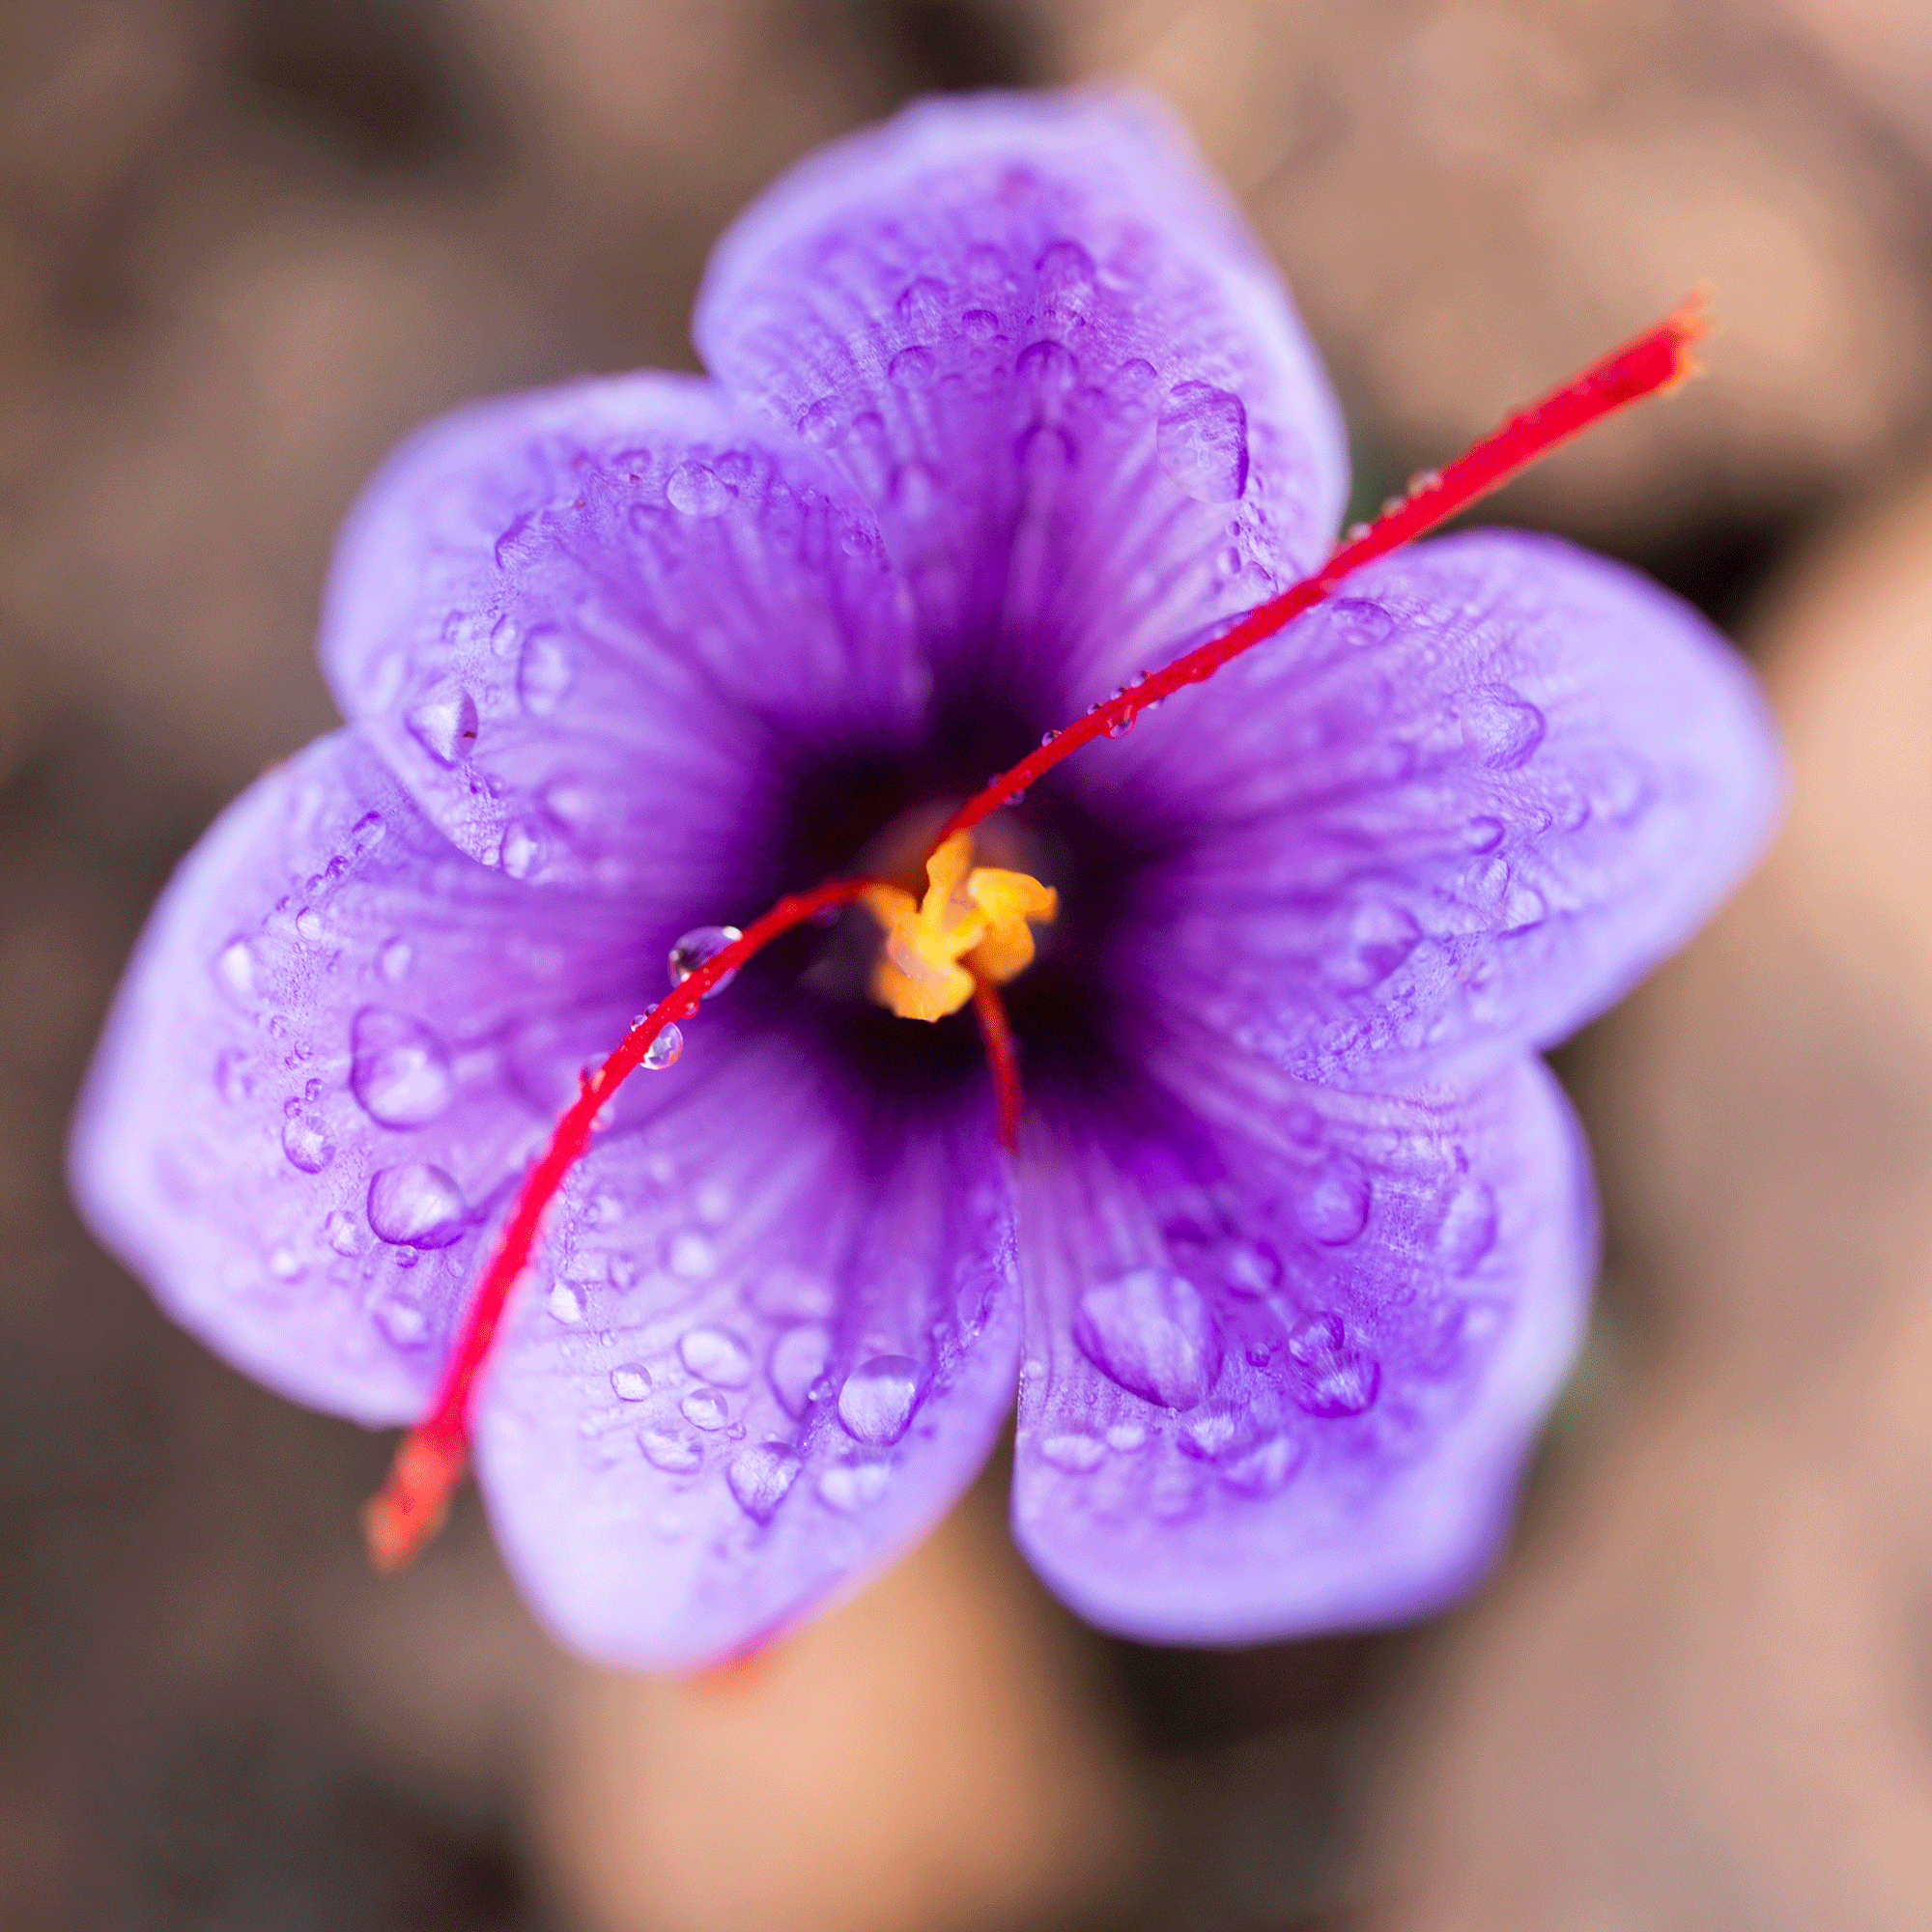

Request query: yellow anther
[{"left": 862, "top": 832, "right": 1058, "bottom": 1022}]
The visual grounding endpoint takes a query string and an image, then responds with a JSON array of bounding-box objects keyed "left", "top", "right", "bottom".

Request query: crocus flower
[{"left": 71, "top": 88, "right": 1779, "bottom": 1670}]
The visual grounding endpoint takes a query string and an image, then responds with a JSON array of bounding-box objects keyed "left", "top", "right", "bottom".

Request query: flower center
[{"left": 861, "top": 832, "right": 1057, "bottom": 1022}]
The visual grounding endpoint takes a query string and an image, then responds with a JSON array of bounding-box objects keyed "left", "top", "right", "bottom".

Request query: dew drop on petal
[
  {"left": 1463, "top": 686, "right": 1548, "bottom": 770},
  {"left": 896, "top": 276, "right": 948, "bottom": 332},
  {"left": 215, "top": 939, "right": 257, "bottom": 1000},
  {"left": 797, "top": 397, "right": 848, "bottom": 447},
  {"left": 640, "top": 1427, "right": 703, "bottom": 1473},
  {"left": 374, "top": 1295, "right": 430, "bottom": 1349},
  {"left": 1295, "top": 1160, "right": 1371, "bottom": 1245},
  {"left": 818, "top": 1461, "right": 890, "bottom": 1511},
  {"left": 1036, "top": 238, "right": 1095, "bottom": 314},
  {"left": 324, "top": 1208, "right": 360, "bottom": 1256},
  {"left": 1438, "top": 1180, "right": 1498, "bottom": 1274},
  {"left": 366, "top": 1163, "right": 468, "bottom": 1248},
  {"left": 280, "top": 1113, "right": 335, "bottom": 1174},
  {"left": 1039, "top": 1432, "right": 1107, "bottom": 1473},
  {"left": 668, "top": 460, "right": 730, "bottom": 517},
  {"left": 1286, "top": 1311, "right": 1381, "bottom": 1417},
  {"left": 768, "top": 1323, "right": 832, "bottom": 1418},
  {"left": 350, "top": 1007, "right": 454, "bottom": 1128},
  {"left": 1223, "top": 1239, "right": 1282, "bottom": 1299},
  {"left": 961, "top": 307, "right": 999, "bottom": 343},
  {"left": 498, "top": 822, "right": 547, "bottom": 880},
  {"left": 1016, "top": 338, "right": 1076, "bottom": 399},
  {"left": 679, "top": 1324, "right": 753, "bottom": 1387},
  {"left": 680, "top": 1387, "right": 730, "bottom": 1431},
  {"left": 1463, "top": 816, "right": 1507, "bottom": 854},
  {"left": 727, "top": 1441, "right": 802, "bottom": 1522},
  {"left": 888, "top": 345, "right": 935, "bottom": 387},
  {"left": 547, "top": 1280, "right": 584, "bottom": 1325},
  {"left": 1325, "top": 597, "right": 1393, "bottom": 648},
  {"left": 1157, "top": 383, "right": 1249, "bottom": 502},
  {"left": 1220, "top": 1432, "right": 1306, "bottom": 1496},
  {"left": 668, "top": 925, "right": 741, "bottom": 995},
  {"left": 641, "top": 1023, "right": 683, "bottom": 1071},
  {"left": 405, "top": 684, "right": 479, "bottom": 766},
  {"left": 517, "top": 628, "right": 575, "bottom": 716},
  {"left": 1325, "top": 900, "right": 1421, "bottom": 991},
  {"left": 1105, "top": 1420, "right": 1147, "bottom": 1453},
  {"left": 1073, "top": 1269, "right": 1222, "bottom": 1409},
  {"left": 610, "top": 1362, "right": 651, "bottom": 1401},
  {"left": 838, "top": 1354, "right": 923, "bottom": 1445}
]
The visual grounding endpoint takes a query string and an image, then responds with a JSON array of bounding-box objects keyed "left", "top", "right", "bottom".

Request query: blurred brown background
[{"left": 7, "top": 2, "right": 1932, "bottom": 1928}]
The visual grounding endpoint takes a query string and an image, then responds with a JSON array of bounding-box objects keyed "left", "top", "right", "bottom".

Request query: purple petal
[
  {"left": 471, "top": 1032, "right": 1019, "bottom": 1671},
  {"left": 69, "top": 731, "right": 658, "bottom": 1423},
  {"left": 318, "top": 373, "right": 924, "bottom": 895},
  {"left": 696, "top": 85, "right": 1347, "bottom": 709},
  {"left": 1010, "top": 1048, "right": 1592, "bottom": 1642},
  {"left": 1097, "top": 531, "right": 1782, "bottom": 1084}
]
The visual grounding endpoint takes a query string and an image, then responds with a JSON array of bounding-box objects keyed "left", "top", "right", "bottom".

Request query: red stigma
[{"left": 364, "top": 296, "right": 1710, "bottom": 1571}]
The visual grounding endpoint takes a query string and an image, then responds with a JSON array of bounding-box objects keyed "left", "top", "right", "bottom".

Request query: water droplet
[
  {"left": 797, "top": 397, "right": 848, "bottom": 447},
  {"left": 668, "top": 1230, "right": 715, "bottom": 1278},
  {"left": 1346, "top": 522, "right": 1372, "bottom": 543},
  {"left": 888, "top": 344, "right": 935, "bottom": 387},
  {"left": 818, "top": 1461, "right": 890, "bottom": 1511},
  {"left": 1157, "top": 383, "right": 1249, "bottom": 502},
  {"left": 1326, "top": 900, "right": 1421, "bottom": 990},
  {"left": 405, "top": 684, "right": 479, "bottom": 766},
  {"left": 350, "top": 1007, "right": 454, "bottom": 1128},
  {"left": 366, "top": 1163, "right": 468, "bottom": 1248},
  {"left": 680, "top": 1387, "right": 730, "bottom": 1431},
  {"left": 1105, "top": 1420, "right": 1147, "bottom": 1453},
  {"left": 214, "top": 1048, "right": 252, "bottom": 1103},
  {"left": 668, "top": 925, "right": 742, "bottom": 995},
  {"left": 641, "top": 1023, "right": 684, "bottom": 1071},
  {"left": 1438, "top": 1180, "right": 1498, "bottom": 1274},
  {"left": 896, "top": 276, "right": 948, "bottom": 332},
  {"left": 1108, "top": 356, "right": 1159, "bottom": 401},
  {"left": 374, "top": 1294, "right": 430, "bottom": 1349},
  {"left": 640, "top": 1427, "right": 702, "bottom": 1473},
  {"left": 961, "top": 307, "right": 1000, "bottom": 343},
  {"left": 1463, "top": 816, "right": 1506, "bottom": 854},
  {"left": 1221, "top": 1433, "right": 1305, "bottom": 1496},
  {"left": 1039, "top": 1432, "right": 1107, "bottom": 1473},
  {"left": 1039, "top": 727, "right": 1062, "bottom": 748},
  {"left": 1223, "top": 1239, "right": 1282, "bottom": 1299},
  {"left": 281, "top": 1113, "right": 334, "bottom": 1174},
  {"left": 1286, "top": 1311, "right": 1380, "bottom": 1417},
  {"left": 680, "top": 1324, "right": 753, "bottom": 1387},
  {"left": 215, "top": 939, "right": 257, "bottom": 999},
  {"left": 325, "top": 1208, "right": 360, "bottom": 1255},
  {"left": 517, "top": 627, "right": 575, "bottom": 715},
  {"left": 667, "top": 460, "right": 730, "bottom": 517},
  {"left": 1295, "top": 1160, "right": 1370, "bottom": 1245},
  {"left": 727, "top": 1441, "right": 801, "bottom": 1522},
  {"left": 769, "top": 1323, "right": 832, "bottom": 1417},
  {"left": 1463, "top": 686, "right": 1548, "bottom": 770},
  {"left": 1036, "top": 238, "right": 1095, "bottom": 315},
  {"left": 1016, "top": 338, "right": 1076, "bottom": 399},
  {"left": 1073, "top": 1269, "right": 1222, "bottom": 1409},
  {"left": 1326, "top": 597, "right": 1394, "bottom": 648},
  {"left": 267, "top": 1244, "right": 303, "bottom": 1283},
  {"left": 295, "top": 907, "right": 324, "bottom": 943},
  {"left": 838, "top": 1354, "right": 923, "bottom": 1445},
  {"left": 548, "top": 1280, "right": 585, "bottom": 1324},
  {"left": 611, "top": 1362, "right": 652, "bottom": 1401},
  {"left": 498, "top": 822, "right": 546, "bottom": 879}
]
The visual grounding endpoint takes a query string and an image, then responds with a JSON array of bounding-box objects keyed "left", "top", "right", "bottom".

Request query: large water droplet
[
  {"left": 324, "top": 1208, "right": 360, "bottom": 1255},
  {"left": 1463, "top": 686, "right": 1548, "bottom": 770},
  {"left": 680, "top": 1387, "right": 730, "bottom": 1431},
  {"left": 350, "top": 1007, "right": 454, "bottom": 1128},
  {"left": 406, "top": 684, "right": 479, "bottom": 766},
  {"left": 642, "top": 1023, "right": 684, "bottom": 1071},
  {"left": 1036, "top": 239, "right": 1095, "bottom": 315},
  {"left": 797, "top": 396, "right": 848, "bottom": 447},
  {"left": 668, "top": 460, "right": 730, "bottom": 517},
  {"left": 1325, "top": 597, "right": 1394, "bottom": 648},
  {"left": 727, "top": 1441, "right": 801, "bottom": 1522},
  {"left": 639, "top": 1427, "right": 702, "bottom": 1473},
  {"left": 1222, "top": 1239, "right": 1282, "bottom": 1299},
  {"left": 768, "top": 1323, "right": 832, "bottom": 1418},
  {"left": 1326, "top": 900, "right": 1421, "bottom": 991},
  {"left": 281, "top": 1113, "right": 334, "bottom": 1174},
  {"left": 888, "top": 345, "right": 935, "bottom": 387},
  {"left": 1437, "top": 1180, "right": 1498, "bottom": 1274},
  {"left": 1286, "top": 1311, "right": 1381, "bottom": 1417},
  {"left": 366, "top": 1163, "right": 468, "bottom": 1248},
  {"left": 896, "top": 276, "right": 948, "bottom": 332},
  {"left": 611, "top": 1362, "right": 652, "bottom": 1401},
  {"left": 547, "top": 1280, "right": 585, "bottom": 1324},
  {"left": 518, "top": 628, "right": 575, "bottom": 715},
  {"left": 1295, "top": 1160, "right": 1370, "bottom": 1245},
  {"left": 1157, "top": 384, "right": 1249, "bottom": 501},
  {"left": 1016, "top": 338, "right": 1076, "bottom": 400},
  {"left": 1220, "top": 1432, "right": 1305, "bottom": 1496},
  {"left": 680, "top": 1324, "right": 753, "bottom": 1387},
  {"left": 668, "top": 925, "right": 741, "bottom": 995},
  {"left": 838, "top": 1354, "right": 923, "bottom": 1445},
  {"left": 1073, "top": 1269, "right": 1222, "bottom": 1408}
]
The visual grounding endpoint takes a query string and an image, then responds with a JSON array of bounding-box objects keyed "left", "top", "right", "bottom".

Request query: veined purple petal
[
  {"left": 473, "top": 1033, "right": 1019, "bottom": 1671},
  {"left": 69, "top": 731, "right": 655, "bottom": 1423},
  {"left": 1011, "top": 1048, "right": 1592, "bottom": 1641},
  {"left": 1097, "top": 531, "right": 1782, "bottom": 1085},
  {"left": 696, "top": 85, "right": 1348, "bottom": 713},
  {"left": 318, "top": 374, "right": 925, "bottom": 896}
]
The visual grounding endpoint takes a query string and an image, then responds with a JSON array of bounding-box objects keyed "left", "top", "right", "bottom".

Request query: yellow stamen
[{"left": 861, "top": 832, "right": 1058, "bottom": 1021}]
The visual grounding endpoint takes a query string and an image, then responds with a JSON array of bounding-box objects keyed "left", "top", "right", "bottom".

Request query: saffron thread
[{"left": 364, "top": 295, "right": 1708, "bottom": 1570}]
